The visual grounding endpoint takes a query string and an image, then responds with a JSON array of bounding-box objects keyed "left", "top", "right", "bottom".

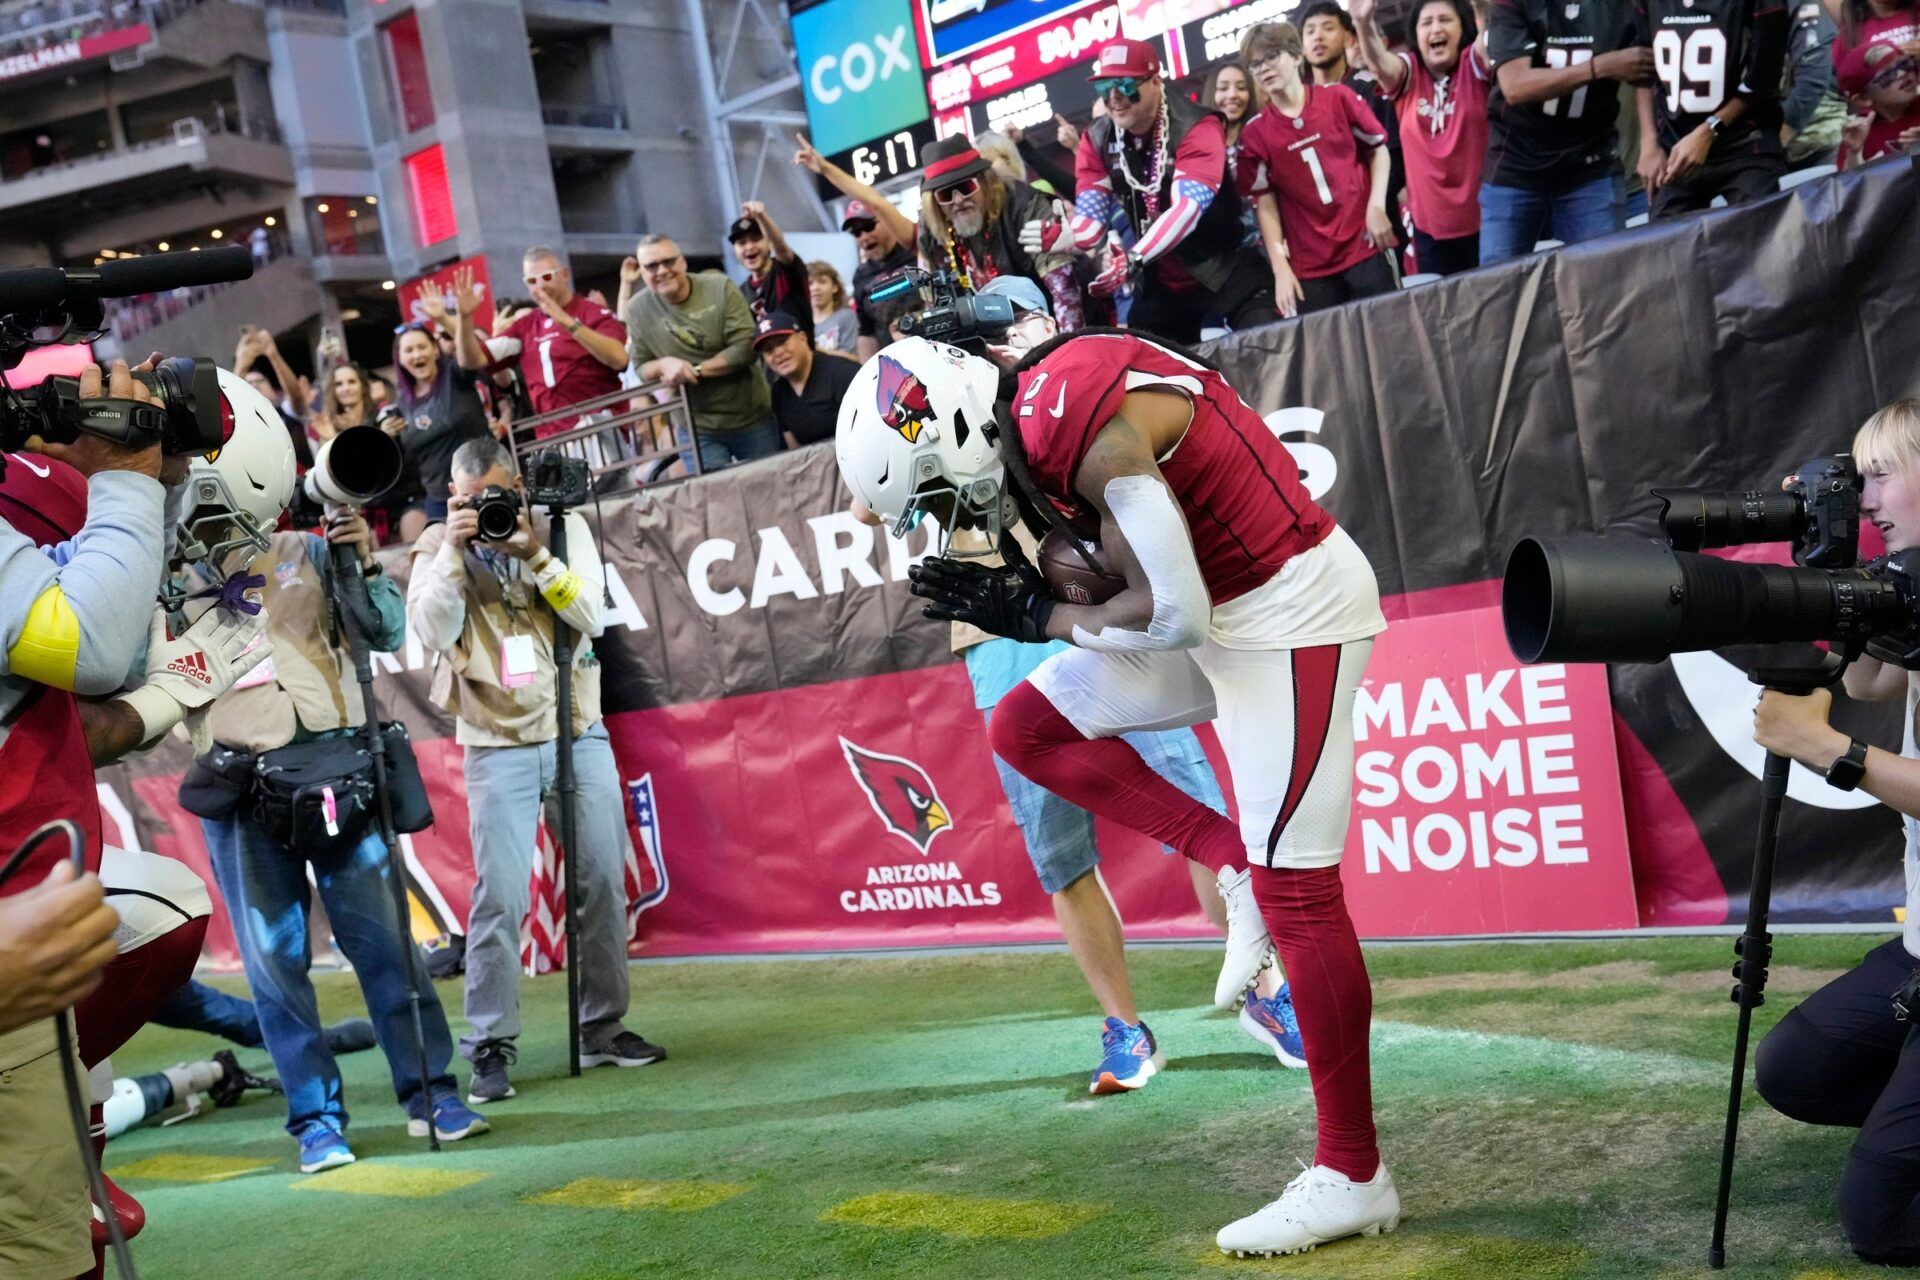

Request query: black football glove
[{"left": 909, "top": 556, "right": 1056, "bottom": 643}]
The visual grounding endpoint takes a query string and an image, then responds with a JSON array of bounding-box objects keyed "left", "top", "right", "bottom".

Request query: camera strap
[{"left": 1894, "top": 967, "right": 1920, "bottom": 1022}]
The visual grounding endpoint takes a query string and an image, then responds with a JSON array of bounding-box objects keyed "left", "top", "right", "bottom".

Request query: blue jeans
[
  {"left": 1478, "top": 173, "right": 1626, "bottom": 265},
  {"left": 201, "top": 813, "right": 457, "bottom": 1141},
  {"left": 151, "top": 979, "right": 263, "bottom": 1048},
  {"left": 695, "top": 418, "right": 783, "bottom": 472}
]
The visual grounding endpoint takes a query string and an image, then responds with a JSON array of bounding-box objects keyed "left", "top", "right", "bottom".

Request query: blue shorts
[{"left": 965, "top": 638, "right": 1227, "bottom": 894}]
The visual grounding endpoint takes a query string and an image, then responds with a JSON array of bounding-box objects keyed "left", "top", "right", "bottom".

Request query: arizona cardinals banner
[{"left": 95, "top": 157, "right": 1920, "bottom": 968}]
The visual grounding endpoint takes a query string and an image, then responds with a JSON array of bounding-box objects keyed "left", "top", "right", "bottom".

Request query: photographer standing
[
  {"left": 407, "top": 438, "right": 663, "bottom": 1105},
  {"left": 188, "top": 511, "right": 486, "bottom": 1174},
  {"left": 1752, "top": 396, "right": 1920, "bottom": 1266}
]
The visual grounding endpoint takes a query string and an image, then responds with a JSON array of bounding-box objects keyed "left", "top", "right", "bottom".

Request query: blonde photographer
[{"left": 1751, "top": 395, "right": 1920, "bottom": 1266}]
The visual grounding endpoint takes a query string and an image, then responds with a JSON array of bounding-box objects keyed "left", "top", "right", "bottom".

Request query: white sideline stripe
[{"left": 1371, "top": 1019, "right": 1716, "bottom": 1085}]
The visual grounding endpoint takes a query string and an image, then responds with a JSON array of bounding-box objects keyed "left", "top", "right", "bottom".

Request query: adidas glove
[
  {"left": 118, "top": 605, "right": 272, "bottom": 742},
  {"left": 909, "top": 556, "right": 1055, "bottom": 644}
]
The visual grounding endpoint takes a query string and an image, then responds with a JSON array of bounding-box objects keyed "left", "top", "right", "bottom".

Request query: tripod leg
[
  {"left": 331, "top": 544, "right": 441, "bottom": 1151},
  {"left": 1708, "top": 748, "right": 1788, "bottom": 1268}
]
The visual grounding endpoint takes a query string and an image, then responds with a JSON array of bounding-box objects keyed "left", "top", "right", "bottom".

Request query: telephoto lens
[
  {"left": 1502, "top": 535, "right": 1913, "bottom": 665},
  {"left": 473, "top": 485, "right": 522, "bottom": 541}
]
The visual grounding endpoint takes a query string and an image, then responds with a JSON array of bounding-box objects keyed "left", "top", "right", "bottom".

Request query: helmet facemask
[
  {"left": 174, "top": 469, "right": 273, "bottom": 585},
  {"left": 895, "top": 470, "right": 1007, "bottom": 558}
]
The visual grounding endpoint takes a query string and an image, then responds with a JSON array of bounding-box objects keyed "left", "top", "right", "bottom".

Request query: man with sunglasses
[
  {"left": 622, "top": 235, "right": 781, "bottom": 469},
  {"left": 792, "top": 133, "right": 919, "bottom": 359},
  {"left": 481, "top": 247, "right": 628, "bottom": 441},
  {"left": 916, "top": 135, "right": 1086, "bottom": 331},
  {"left": 1046, "top": 39, "right": 1276, "bottom": 344}
]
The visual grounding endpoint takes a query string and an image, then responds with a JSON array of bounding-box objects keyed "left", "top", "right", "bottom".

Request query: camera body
[
  {"left": 473, "top": 485, "right": 523, "bottom": 542},
  {"left": 2, "top": 356, "right": 226, "bottom": 457},
  {"left": 869, "top": 267, "right": 1016, "bottom": 350},
  {"left": 1655, "top": 455, "right": 1861, "bottom": 569},
  {"left": 523, "top": 449, "right": 591, "bottom": 509}
]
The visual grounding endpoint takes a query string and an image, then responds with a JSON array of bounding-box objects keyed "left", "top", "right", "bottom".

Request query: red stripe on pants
[
  {"left": 1252, "top": 863, "right": 1379, "bottom": 1180},
  {"left": 1269, "top": 644, "right": 1341, "bottom": 862},
  {"left": 989, "top": 680, "right": 1245, "bottom": 873}
]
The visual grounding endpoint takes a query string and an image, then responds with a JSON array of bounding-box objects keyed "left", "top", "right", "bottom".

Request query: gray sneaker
[
  {"left": 467, "top": 1039, "right": 517, "bottom": 1104},
  {"left": 580, "top": 1029, "right": 666, "bottom": 1069}
]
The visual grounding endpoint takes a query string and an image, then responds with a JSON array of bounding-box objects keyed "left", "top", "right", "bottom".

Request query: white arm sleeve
[{"left": 1070, "top": 475, "right": 1211, "bottom": 653}]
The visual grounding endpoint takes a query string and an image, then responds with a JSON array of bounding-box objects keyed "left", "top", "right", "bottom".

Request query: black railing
[{"left": 507, "top": 381, "right": 700, "bottom": 496}]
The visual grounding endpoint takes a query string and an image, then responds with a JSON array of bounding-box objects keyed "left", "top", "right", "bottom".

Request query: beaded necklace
[{"left": 1117, "top": 93, "right": 1172, "bottom": 221}]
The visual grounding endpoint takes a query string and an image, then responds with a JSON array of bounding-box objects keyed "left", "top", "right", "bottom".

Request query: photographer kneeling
[
  {"left": 407, "top": 438, "right": 663, "bottom": 1105},
  {"left": 1752, "top": 396, "right": 1920, "bottom": 1266}
]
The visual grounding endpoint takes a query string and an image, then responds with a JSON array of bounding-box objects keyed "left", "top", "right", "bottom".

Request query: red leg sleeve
[
  {"left": 1252, "top": 864, "right": 1380, "bottom": 1181},
  {"left": 75, "top": 916, "right": 208, "bottom": 1069},
  {"left": 989, "top": 679, "right": 1245, "bottom": 873}
]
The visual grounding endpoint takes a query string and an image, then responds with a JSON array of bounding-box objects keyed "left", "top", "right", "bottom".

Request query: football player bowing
[{"left": 837, "top": 330, "right": 1396, "bottom": 1257}]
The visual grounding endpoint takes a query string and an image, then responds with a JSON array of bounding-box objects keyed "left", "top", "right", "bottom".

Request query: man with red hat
[
  {"left": 1024, "top": 37, "right": 1276, "bottom": 344},
  {"left": 915, "top": 134, "right": 1086, "bottom": 331},
  {"left": 793, "top": 133, "right": 918, "bottom": 359}
]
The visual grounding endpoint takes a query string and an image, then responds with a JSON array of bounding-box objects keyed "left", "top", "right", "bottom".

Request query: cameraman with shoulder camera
[
  {"left": 407, "top": 437, "right": 663, "bottom": 1106},
  {"left": 1751, "top": 396, "right": 1920, "bottom": 1266},
  {"left": 0, "top": 356, "right": 251, "bottom": 1279}
]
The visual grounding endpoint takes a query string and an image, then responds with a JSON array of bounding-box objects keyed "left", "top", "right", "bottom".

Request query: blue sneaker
[
  {"left": 1090, "top": 1017, "right": 1165, "bottom": 1095},
  {"left": 1240, "top": 984, "right": 1308, "bottom": 1069},
  {"left": 297, "top": 1125, "right": 355, "bottom": 1174},
  {"left": 407, "top": 1092, "right": 491, "bottom": 1141}
]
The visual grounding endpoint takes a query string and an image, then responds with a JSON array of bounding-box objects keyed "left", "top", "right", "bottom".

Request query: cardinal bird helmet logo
[
  {"left": 874, "top": 354, "right": 935, "bottom": 443},
  {"left": 840, "top": 736, "right": 953, "bottom": 853}
]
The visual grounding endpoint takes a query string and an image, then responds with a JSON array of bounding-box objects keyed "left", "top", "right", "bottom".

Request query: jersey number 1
[{"left": 1653, "top": 28, "right": 1728, "bottom": 114}]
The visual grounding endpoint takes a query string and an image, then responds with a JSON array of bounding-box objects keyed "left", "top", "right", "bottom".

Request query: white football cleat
[
  {"left": 1214, "top": 865, "right": 1275, "bottom": 1008},
  {"left": 1216, "top": 1161, "right": 1401, "bottom": 1258}
]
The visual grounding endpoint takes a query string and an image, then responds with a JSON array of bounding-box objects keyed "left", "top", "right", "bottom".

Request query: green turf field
[{"left": 104, "top": 936, "right": 1900, "bottom": 1279}]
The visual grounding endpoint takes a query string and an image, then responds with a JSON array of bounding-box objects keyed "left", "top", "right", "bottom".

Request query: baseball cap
[
  {"left": 1089, "top": 38, "right": 1161, "bottom": 80},
  {"left": 841, "top": 199, "right": 879, "bottom": 230},
  {"left": 727, "top": 215, "right": 764, "bottom": 243},
  {"left": 977, "top": 274, "right": 1050, "bottom": 317},
  {"left": 753, "top": 310, "right": 804, "bottom": 349}
]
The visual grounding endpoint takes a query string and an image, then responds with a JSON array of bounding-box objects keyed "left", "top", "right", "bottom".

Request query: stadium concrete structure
[{"left": 0, "top": 0, "right": 827, "bottom": 371}]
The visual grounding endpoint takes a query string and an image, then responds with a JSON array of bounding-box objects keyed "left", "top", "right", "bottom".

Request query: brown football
[{"left": 1038, "top": 527, "right": 1127, "bottom": 606}]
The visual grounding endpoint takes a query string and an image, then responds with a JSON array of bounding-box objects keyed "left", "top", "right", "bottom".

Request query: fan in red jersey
[
  {"left": 1236, "top": 22, "right": 1400, "bottom": 317},
  {"left": 838, "top": 329, "right": 1398, "bottom": 1259}
]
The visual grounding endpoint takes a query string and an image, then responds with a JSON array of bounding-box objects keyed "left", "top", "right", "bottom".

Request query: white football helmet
[
  {"left": 173, "top": 367, "right": 297, "bottom": 581},
  {"left": 835, "top": 336, "right": 1006, "bottom": 554}
]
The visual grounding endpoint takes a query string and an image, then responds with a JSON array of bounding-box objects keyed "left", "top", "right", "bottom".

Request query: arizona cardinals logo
[
  {"left": 874, "top": 354, "right": 935, "bottom": 443},
  {"left": 840, "top": 736, "right": 952, "bottom": 853}
]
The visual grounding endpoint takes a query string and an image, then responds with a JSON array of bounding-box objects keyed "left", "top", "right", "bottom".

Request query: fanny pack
[{"left": 179, "top": 724, "right": 434, "bottom": 856}]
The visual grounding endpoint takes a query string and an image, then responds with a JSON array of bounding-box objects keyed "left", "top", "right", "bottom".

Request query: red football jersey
[
  {"left": 505, "top": 295, "right": 627, "bottom": 438},
  {"left": 1012, "top": 332, "right": 1332, "bottom": 604},
  {"left": 1236, "top": 85, "right": 1385, "bottom": 279}
]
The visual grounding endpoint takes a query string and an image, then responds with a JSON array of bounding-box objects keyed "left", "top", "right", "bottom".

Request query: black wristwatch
[
  {"left": 1825, "top": 737, "right": 1869, "bottom": 791},
  {"left": 1705, "top": 114, "right": 1726, "bottom": 136}
]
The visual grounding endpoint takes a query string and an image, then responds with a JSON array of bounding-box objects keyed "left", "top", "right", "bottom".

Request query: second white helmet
[
  {"left": 834, "top": 336, "right": 1005, "bottom": 551},
  {"left": 174, "top": 367, "right": 297, "bottom": 579}
]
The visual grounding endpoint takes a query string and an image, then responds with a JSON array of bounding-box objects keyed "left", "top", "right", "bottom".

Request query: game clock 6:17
[{"left": 831, "top": 119, "right": 939, "bottom": 187}]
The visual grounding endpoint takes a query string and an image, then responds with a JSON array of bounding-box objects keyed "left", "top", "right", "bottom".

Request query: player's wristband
[{"left": 118, "top": 684, "right": 187, "bottom": 744}]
